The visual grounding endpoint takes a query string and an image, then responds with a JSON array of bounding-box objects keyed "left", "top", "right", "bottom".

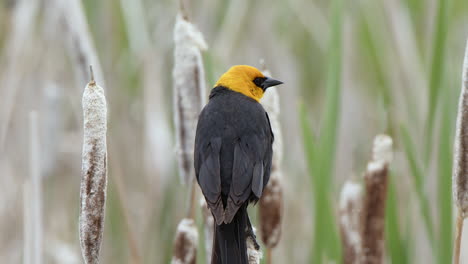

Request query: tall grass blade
[
  {"left": 315, "top": 0, "right": 344, "bottom": 260},
  {"left": 385, "top": 179, "right": 409, "bottom": 264},
  {"left": 400, "top": 125, "right": 435, "bottom": 243},
  {"left": 437, "top": 87, "right": 453, "bottom": 264},
  {"left": 425, "top": 0, "right": 449, "bottom": 164}
]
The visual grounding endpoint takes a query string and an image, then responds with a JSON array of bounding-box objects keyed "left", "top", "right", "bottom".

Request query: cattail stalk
[
  {"left": 107, "top": 151, "right": 142, "bottom": 264},
  {"left": 339, "top": 181, "right": 363, "bottom": 264},
  {"left": 29, "top": 111, "right": 43, "bottom": 264},
  {"left": 360, "top": 135, "right": 393, "bottom": 264},
  {"left": 23, "top": 181, "right": 32, "bottom": 264},
  {"left": 171, "top": 218, "right": 198, "bottom": 264},
  {"left": 259, "top": 66, "right": 284, "bottom": 263},
  {"left": 454, "top": 210, "right": 463, "bottom": 264},
  {"left": 453, "top": 38, "right": 468, "bottom": 264},
  {"left": 79, "top": 66, "right": 108, "bottom": 264}
]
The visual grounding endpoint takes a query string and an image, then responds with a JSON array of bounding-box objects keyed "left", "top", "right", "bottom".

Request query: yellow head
[{"left": 214, "top": 65, "right": 283, "bottom": 101}]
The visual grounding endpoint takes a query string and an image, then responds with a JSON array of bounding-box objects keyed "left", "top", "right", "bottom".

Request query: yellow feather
[{"left": 215, "top": 65, "right": 265, "bottom": 101}]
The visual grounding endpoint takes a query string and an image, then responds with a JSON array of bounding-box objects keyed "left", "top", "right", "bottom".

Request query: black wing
[
  {"left": 195, "top": 137, "right": 224, "bottom": 225},
  {"left": 224, "top": 111, "right": 273, "bottom": 223}
]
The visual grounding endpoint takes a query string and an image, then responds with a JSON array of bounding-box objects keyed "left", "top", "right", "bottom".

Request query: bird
[{"left": 194, "top": 65, "right": 283, "bottom": 263}]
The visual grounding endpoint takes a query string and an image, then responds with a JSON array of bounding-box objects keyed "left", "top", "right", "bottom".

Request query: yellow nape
[{"left": 215, "top": 65, "right": 265, "bottom": 101}]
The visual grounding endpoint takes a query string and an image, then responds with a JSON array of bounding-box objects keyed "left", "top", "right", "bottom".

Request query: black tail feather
[{"left": 212, "top": 207, "right": 248, "bottom": 264}]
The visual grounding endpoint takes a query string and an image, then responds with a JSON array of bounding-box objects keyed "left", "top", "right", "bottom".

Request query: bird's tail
[{"left": 212, "top": 206, "right": 248, "bottom": 264}]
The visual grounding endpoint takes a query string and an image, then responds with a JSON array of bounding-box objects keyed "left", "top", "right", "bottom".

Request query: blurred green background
[{"left": 1, "top": 0, "right": 468, "bottom": 263}]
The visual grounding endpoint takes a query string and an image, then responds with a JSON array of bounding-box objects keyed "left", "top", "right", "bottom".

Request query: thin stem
[
  {"left": 454, "top": 210, "right": 464, "bottom": 264},
  {"left": 179, "top": 0, "right": 188, "bottom": 20},
  {"left": 110, "top": 159, "right": 142, "bottom": 264},
  {"left": 266, "top": 248, "right": 272, "bottom": 264},
  {"left": 187, "top": 178, "right": 198, "bottom": 219},
  {"left": 29, "top": 112, "right": 42, "bottom": 264},
  {"left": 89, "top": 65, "right": 95, "bottom": 85},
  {"left": 106, "top": 140, "right": 142, "bottom": 264}
]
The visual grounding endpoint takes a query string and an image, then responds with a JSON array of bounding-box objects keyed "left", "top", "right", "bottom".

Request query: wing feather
[{"left": 196, "top": 137, "right": 224, "bottom": 224}]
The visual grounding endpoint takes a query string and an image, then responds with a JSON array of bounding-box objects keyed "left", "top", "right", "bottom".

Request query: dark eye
[{"left": 253, "top": 77, "right": 266, "bottom": 87}]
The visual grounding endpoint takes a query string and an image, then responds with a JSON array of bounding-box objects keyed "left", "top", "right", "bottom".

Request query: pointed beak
[{"left": 261, "top": 76, "right": 283, "bottom": 90}]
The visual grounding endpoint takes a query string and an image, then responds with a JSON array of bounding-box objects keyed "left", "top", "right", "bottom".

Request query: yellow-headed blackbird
[{"left": 195, "top": 65, "right": 283, "bottom": 263}]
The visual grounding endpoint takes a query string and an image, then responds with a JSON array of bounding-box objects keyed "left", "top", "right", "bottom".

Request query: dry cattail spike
[
  {"left": 453, "top": 37, "right": 468, "bottom": 264},
  {"left": 173, "top": 13, "right": 207, "bottom": 184},
  {"left": 200, "top": 198, "right": 214, "bottom": 263},
  {"left": 339, "top": 181, "right": 363, "bottom": 264},
  {"left": 259, "top": 66, "right": 284, "bottom": 251},
  {"left": 171, "top": 218, "right": 199, "bottom": 264},
  {"left": 361, "top": 134, "right": 393, "bottom": 264},
  {"left": 247, "top": 228, "right": 262, "bottom": 264},
  {"left": 79, "top": 66, "right": 108, "bottom": 264},
  {"left": 259, "top": 170, "right": 283, "bottom": 248}
]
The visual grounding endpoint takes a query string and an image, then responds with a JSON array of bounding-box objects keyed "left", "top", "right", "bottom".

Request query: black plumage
[{"left": 194, "top": 86, "right": 274, "bottom": 264}]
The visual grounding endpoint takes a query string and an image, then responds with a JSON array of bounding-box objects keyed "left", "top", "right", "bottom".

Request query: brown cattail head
[
  {"left": 339, "top": 181, "right": 363, "bottom": 264},
  {"left": 361, "top": 134, "right": 393, "bottom": 264},
  {"left": 171, "top": 218, "right": 199, "bottom": 264},
  {"left": 79, "top": 69, "right": 108, "bottom": 264},
  {"left": 259, "top": 169, "right": 283, "bottom": 248},
  {"left": 453, "top": 38, "right": 468, "bottom": 218},
  {"left": 258, "top": 66, "right": 284, "bottom": 249},
  {"left": 173, "top": 13, "right": 207, "bottom": 184}
]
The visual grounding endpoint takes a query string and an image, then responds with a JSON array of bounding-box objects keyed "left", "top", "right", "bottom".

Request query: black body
[{"left": 194, "top": 86, "right": 274, "bottom": 264}]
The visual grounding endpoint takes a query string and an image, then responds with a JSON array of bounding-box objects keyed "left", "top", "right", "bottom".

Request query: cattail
[
  {"left": 171, "top": 218, "right": 199, "bottom": 264},
  {"left": 29, "top": 111, "right": 43, "bottom": 264},
  {"left": 259, "top": 170, "right": 283, "bottom": 248},
  {"left": 247, "top": 228, "right": 262, "bottom": 264},
  {"left": 259, "top": 66, "right": 284, "bottom": 260},
  {"left": 339, "top": 181, "right": 363, "bottom": 264},
  {"left": 453, "top": 37, "right": 468, "bottom": 264},
  {"left": 79, "top": 66, "right": 108, "bottom": 264},
  {"left": 173, "top": 12, "right": 207, "bottom": 184},
  {"left": 172, "top": 10, "right": 206, "bottom": 263},
  {"left": 361, "top": 135, "right": 393, "bottom": 264},
  {"left": 200, "top": 198, "right": 214, "bottom": 263}
]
